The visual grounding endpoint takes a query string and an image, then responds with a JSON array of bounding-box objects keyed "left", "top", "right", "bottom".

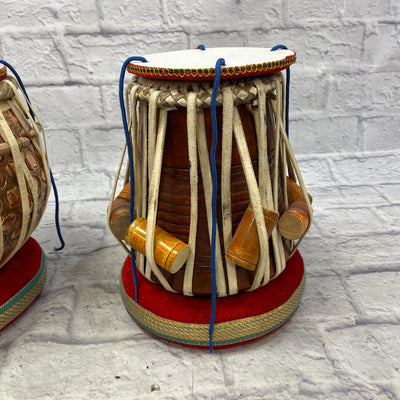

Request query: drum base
[
  {"left": 0, "top": 238, "right": 46, "bottom": 331},
  {"left": 121, "top": 251, "right": 305, "bottom": 349}
]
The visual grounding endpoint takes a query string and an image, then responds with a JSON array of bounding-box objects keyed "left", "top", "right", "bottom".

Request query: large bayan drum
[
  {"left": 0, "top": 63, "right": 50, "bottom": 331},
  {"left": 109, "top": 47, "right": 313, "bottom": 348}
]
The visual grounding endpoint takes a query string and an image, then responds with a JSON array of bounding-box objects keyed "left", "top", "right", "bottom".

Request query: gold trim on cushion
[
  {"left": 121, "top": 271, "right": 305, "bottom": 347},
  {"left": 0, "top": 254, "right": 46, "bottom": 330}
]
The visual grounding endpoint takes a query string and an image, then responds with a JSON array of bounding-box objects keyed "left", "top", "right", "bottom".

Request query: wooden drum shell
[
  {"left": 107, "top": 72, "right": 307, "bottom": 297},
  {"left": 147, "top": 105, "right": 286, "bottom": 295}
]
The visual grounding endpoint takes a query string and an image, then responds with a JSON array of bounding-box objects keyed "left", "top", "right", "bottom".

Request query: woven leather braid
[
  {"left": 128, "top": 74, "right": 281, "bottom": 109},
  {"left": 0, "top": 79, "right": 15, "bottom": 101}
]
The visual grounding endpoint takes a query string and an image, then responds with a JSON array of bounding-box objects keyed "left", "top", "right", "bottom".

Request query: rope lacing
[{"left": 0, "top": 59, "right": 65, "bottom": 251}]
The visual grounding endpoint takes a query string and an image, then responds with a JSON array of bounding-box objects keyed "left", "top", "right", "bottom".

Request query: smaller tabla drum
[
  {"left": 0, "top": 63, "right": 50, "bottom": 331},
  {"left": 109, "top": 47, "right": 313, "bottom": 348}
]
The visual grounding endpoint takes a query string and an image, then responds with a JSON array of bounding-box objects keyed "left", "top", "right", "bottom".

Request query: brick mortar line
[
  {"left": 323, "top": 320, "right": 400, "bottom": 334},
  {"left": 318, "top": 231, "right": 400, "bottom": 242},
  {"left": 0, "top": 18, "right": 397, "bottom": 38},
  {"left": 327, "top": 230, "right": 400, "bottom": 239},
  {"left": 316, "top": 204, "right": 400, "bottom": 211},
  {"left": 308, "top": 183, "right": 397, "bottom": 189},
  {"left": 338, "top": 268, "right": 400, "bottom": 277},
  {"left": 335, "top": 272, "right": 390, "bottom": 325},
  {"left": 296, "top": 148, "right": 400, "bottom": 161},
  {"left": 305, "top": 270, "right": 399, "bottom": 281}
]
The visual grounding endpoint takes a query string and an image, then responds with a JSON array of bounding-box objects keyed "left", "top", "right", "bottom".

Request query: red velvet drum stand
[
  {"left": 0, "top": 238, "right": 46, "bottom": 331},
  {"left": 120, "top": 251, "right": 305, "bottom": 349}
]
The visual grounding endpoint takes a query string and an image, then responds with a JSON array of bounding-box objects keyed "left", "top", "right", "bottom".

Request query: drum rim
[
  {"left": 127, "top": 47, "right": 296, "bottom": 81},
  {"left": 0, "top": 65, "right": 7, "bottom": 82}
]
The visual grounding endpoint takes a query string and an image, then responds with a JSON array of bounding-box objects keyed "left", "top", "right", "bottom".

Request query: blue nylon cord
[
  {"left": 0, "top": 59, "right": 65, "bottom": 250},
  {"left": 118, "top": 56, "right": 147, "bottom": 302},
  {"left": 50, "top": 169, "right": 65, "bottom": 250},
  {"left": 270, "top": 45, "right": 290, "bottom": 138},
  {"left": 209, "top": 57, "right": 225, "bottom": 353}
]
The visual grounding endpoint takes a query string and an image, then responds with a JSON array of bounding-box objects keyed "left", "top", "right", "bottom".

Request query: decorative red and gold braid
[
  {"left": 0, "top": 66, "right": 7, "bottom": 82},
  {"left": 127, "top": 53, "right": 296, "bottom": 81}
]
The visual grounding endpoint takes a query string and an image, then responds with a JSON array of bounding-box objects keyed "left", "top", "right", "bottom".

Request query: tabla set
[{"left": 0, "top": 45, "right": 313, "bottom": 351}]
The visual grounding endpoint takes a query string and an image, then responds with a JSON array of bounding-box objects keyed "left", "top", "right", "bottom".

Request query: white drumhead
[{"left": 127, "top": 47, "right": 296, "bottom": 81}]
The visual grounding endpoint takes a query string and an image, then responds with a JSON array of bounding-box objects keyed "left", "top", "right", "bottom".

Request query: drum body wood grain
[
  {"left": 109, "top": 72, "right": 303, "bottom": 297},
  {"left": 152, "top": 105, "right": 283, "bottom": 294}
]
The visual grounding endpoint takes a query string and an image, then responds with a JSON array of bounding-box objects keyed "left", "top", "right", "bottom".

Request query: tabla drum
[
  {"left": 109, "top": 47, "right": 313, "bottom": 349},
  {"left": 0, "top": 62, "right": 50, "bottom": 331}
]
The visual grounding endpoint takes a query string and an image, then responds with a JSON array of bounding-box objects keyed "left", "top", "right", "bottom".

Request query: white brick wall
[
  {"left": 1, "top": 1, "right": 400, "bottom": 399},
  {"left": 1, "top": 0, "right": 398, "bottom": 175}
]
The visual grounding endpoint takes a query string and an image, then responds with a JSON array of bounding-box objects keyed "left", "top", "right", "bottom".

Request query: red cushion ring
[
  {"left": 121, "top": 250, "right": 305, "bottom": 349},
  {"left": 0, "top": 238, "right": 46, "bottom": 331}
]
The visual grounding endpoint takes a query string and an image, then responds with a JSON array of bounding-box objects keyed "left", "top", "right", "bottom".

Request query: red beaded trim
[
  {"left": 0, "top": 66, "right": 7, "bottom": 82},
  {"left": 127, "top": 53, "right": 296, "bottom": 81}
]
